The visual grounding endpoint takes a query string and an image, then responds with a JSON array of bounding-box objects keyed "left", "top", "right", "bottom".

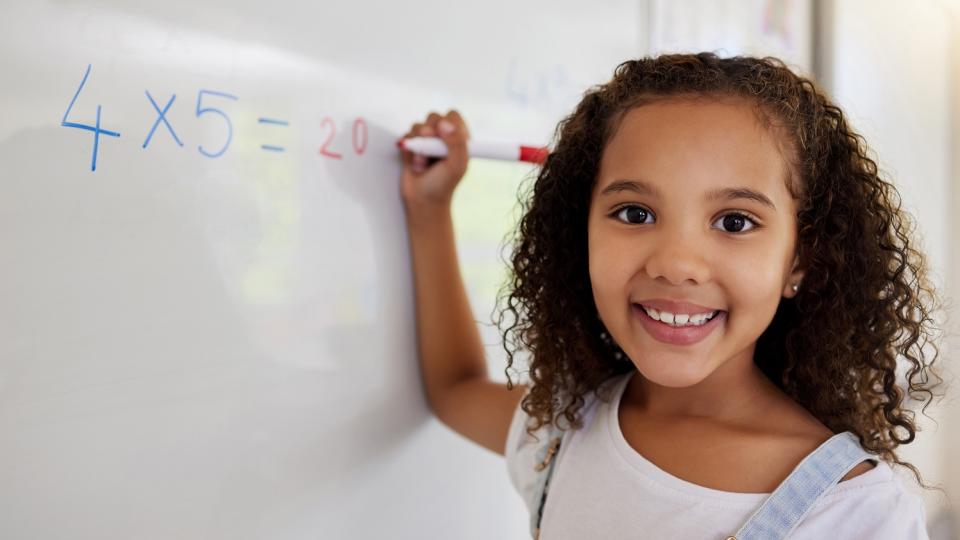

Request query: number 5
[{"left": 196, "top": 89, "right": 238, "bottom": 158}]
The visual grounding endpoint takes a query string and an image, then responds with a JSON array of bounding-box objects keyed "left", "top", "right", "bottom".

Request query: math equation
[{"left": 61, "top": 64, "right": 370, "bottom": 171}]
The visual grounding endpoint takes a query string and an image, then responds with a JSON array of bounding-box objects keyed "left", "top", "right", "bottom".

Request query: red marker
[{"left": 397, "top": 136, "right": 549, "bottom": 164}]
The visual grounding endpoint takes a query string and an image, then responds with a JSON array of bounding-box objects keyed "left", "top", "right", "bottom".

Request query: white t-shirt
[{"left": 505, "top": 371, "right": 929, "bottom": 539}]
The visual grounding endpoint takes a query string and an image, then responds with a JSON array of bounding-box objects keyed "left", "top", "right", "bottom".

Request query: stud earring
[{"left": 791, "top": 284, "right": 799, "bottom": 292}]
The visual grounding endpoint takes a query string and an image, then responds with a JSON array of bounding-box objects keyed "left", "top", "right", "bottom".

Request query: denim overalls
[{"left": 528, "top": 425, "right": 875, "bottom": 539}]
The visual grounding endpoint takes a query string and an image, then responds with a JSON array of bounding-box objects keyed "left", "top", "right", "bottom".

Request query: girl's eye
[
  {"left": 613, "top": 204, "right": 653, "bottom": 225},
  {"left": 613, "top": 204, "right": 757, "bottom": 233},
  {"left": 714, "top": 212, "right": 757, "bottom": 233}
]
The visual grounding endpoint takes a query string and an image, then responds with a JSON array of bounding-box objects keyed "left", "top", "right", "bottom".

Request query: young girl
[{"left": 399, "top": 53, "right": 945, "bottom": 539}]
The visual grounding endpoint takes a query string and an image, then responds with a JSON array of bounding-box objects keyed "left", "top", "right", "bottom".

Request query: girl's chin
[
  {"left": 619, "top": 340, "right": 728, "bottom": 388},
  {"left": 632, "top": 359, "right": 717, "bottom": 389}
]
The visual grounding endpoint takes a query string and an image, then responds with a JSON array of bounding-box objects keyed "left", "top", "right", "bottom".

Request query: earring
[{"left": 791, "top": 284, "right": 799, "bottom": 292}]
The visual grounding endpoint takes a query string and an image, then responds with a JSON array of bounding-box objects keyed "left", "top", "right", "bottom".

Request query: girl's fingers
[
  {"left": 402, "top": 121, "right": 428, "bottom": 166},
  {"left": 402, "top": 111, "right": 457, "bottom": 173},
  {"left": 401, "top": 128, "right": 416, "bottom": 167},
  {"left": 444, "top": 110, "right": 469, "bottom": 139},
  {"left": 432, "top": 109, "right": 468, "bottom": 173},
  {"left": 412, "top": 153, "right": 427, "bottom": 173},
  {"left": 418, "top": 113, "right": 438, "bottom": 136}
]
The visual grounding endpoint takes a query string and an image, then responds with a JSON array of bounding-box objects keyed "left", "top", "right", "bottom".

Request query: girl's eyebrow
[{"left": 599, "top": 178, "right": 777, "bottom": 211}]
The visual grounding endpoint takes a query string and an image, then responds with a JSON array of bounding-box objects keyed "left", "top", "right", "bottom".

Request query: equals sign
[{"left": 259, "top": 117, "right": 289, "bottom": 152}]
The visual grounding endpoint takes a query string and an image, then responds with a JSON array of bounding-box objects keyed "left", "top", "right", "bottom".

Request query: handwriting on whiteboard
[{"left": 61, "top": 64, "right": 369, "bottom": 171}]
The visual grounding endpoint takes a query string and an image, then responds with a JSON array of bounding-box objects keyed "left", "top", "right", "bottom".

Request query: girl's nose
[{"left": 642, "top": 228, "right": 712, "bottom": 286}]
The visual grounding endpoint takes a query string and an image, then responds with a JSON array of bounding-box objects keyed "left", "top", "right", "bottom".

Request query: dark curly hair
[{"left": 494, "top": 52, "right": 948, "bottom": 491}]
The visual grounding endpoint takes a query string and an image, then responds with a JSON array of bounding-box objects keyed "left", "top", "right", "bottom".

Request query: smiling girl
[{"left": 399, "top": 53, "right": 945, "bottom": 539}]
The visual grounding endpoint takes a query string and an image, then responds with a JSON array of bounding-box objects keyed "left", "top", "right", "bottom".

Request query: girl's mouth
[{"left": 632, "top": 303, "right": 726, "bottom": 346}]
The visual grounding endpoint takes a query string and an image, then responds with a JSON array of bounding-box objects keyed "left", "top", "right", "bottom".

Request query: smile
[
  {"left": 633, "top": 303, "right": 726, "bottom": 346},
  {"left": 638, "top": 304, "right": 719, "bottom": 327}
]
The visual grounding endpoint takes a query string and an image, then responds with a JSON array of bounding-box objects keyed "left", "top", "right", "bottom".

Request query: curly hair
[{"left": 494, "top": 52, "right": 948, "bottom": 491}]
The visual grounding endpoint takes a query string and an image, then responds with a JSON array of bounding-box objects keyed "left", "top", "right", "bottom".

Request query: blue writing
[
  {"left": 142, "top": 91, "right": 183, "bottom": 149},
  {"left": 196, "top": 89, "right": 238, "bottom": 158},
  {"left": 258, "top": 117, "right": 289, "bottom": 152},
  {"left": 61, "top": 64, "right": 121, "bottom": 171}
]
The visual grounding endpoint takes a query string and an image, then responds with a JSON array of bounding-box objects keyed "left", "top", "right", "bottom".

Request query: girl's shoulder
[
  {"left": 504, "top": 373, "right": 632, "bottom": 510},
  {"left": 746, "top": 399, "right": 929, "bottom": 538},
  {"left": 798, "top": 460, "right": 929, "bottom": 539}
]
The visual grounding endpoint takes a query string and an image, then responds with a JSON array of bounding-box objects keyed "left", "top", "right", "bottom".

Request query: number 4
[{"left": 61, "top": 64, "right": 121, "bottom": 172}]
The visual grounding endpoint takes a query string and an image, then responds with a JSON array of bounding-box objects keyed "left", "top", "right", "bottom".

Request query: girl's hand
[{"left": 399, "top": 110, "right": 470, "bottom": 211}]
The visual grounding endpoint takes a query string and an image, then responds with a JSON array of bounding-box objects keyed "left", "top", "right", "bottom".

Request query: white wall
[
  {"left": 826, "top": 0, "right": 958, "bottom": 536},
  {"left": 944, "top": 3, "right": 960, "bottom": 538}
]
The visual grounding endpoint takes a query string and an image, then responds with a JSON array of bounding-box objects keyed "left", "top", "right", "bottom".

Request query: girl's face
[{"left": 588, "top": 98, "right": 804, "bottom": 388}]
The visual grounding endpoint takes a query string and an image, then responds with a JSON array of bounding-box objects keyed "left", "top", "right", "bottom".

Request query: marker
[{"left": 397, "top": 136, "right": 549, "bottom": 164}]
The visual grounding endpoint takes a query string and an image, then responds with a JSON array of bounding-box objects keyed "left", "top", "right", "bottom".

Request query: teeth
[{"left": 641, "top": 305, "right": 718, "bottom": 327}]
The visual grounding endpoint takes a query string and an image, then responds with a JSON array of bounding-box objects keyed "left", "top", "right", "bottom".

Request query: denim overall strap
[
  {"left": 528, "top": 422, "right": 565, "bottom": 539},
  {"left": 729, "top": 431, "right": 875, "bottom": 540}
]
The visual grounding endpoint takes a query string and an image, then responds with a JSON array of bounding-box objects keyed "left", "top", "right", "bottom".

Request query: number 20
[{"left": 319, "top": 117, "right": 368, "bottom": 159}]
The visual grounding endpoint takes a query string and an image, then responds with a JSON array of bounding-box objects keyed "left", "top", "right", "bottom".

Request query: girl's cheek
[
  {"left": 589, "top": 241, "right": 622, "bottom": 276},
  {"left": 727, "top": 261, "right": 785, "bottom": 316}
]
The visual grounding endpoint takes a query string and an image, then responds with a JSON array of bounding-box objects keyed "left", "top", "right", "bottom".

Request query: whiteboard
[{"left": 0, "top": 1, "right": 642, "bottom": 538}]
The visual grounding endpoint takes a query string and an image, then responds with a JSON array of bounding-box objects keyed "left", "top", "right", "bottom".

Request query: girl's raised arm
[{"left": 400, "top": 110, "right": 527, "bottom": 456}]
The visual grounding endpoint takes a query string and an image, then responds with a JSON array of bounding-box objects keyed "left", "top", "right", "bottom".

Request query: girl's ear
[{"left": 785, "top": 254, "right": 804, "bottom": 299}]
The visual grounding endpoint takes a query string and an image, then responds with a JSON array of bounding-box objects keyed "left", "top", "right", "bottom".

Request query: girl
[{"left": 399, "top": 53, "right": 945, "bottom": 539}]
